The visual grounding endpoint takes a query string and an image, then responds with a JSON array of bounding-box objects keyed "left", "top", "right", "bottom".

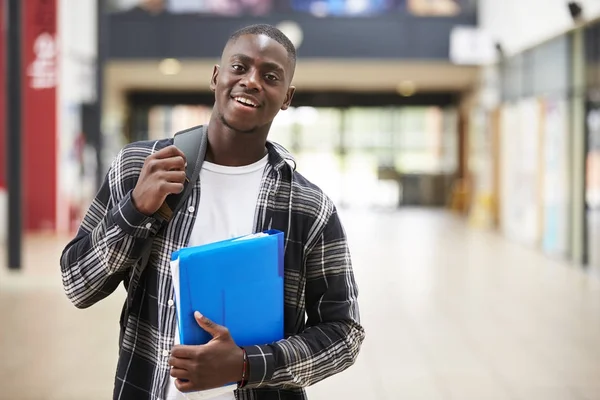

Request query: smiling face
[{"left": 210, "top": 34, "right": 296, "bottom": 134}]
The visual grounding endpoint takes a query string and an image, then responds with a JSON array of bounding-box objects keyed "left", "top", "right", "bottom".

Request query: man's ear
[
  {"left": 281, "top": 86, "right": 296, "bottom": 110},
  {"left": 210, "top": 65, "right": 220, "bottom": 92}
]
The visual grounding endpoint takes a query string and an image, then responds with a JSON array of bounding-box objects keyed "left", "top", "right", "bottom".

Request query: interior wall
[
  {"left": 571, "top": 28, "right": 586, "bottom": 265},
  {"left": 479, "top": 0, "right": 600, "bottom": 56},
  {"left": 458, "top": 89, "right": 477, "bottom": 180},
  {"left": 57, "top": 0, "right": 97, "bottom": 233},
  {"left": 459, "top": 64, "right": 503, "bottom": 227},
  {"left": 102, "top": 78, "right": 129, "bottom": 166}
]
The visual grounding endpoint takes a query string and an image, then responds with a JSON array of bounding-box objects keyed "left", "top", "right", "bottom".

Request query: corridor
[{"left": 1, "top": 209, "right": 599, "bottom": 400}]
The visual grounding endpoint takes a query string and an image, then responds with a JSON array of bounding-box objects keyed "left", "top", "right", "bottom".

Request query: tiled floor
[{"left": 1, "top": 209, "right": 600, "bottom": 400}]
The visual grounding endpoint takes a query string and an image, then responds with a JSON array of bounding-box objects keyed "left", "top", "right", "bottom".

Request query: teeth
[{"left": 234, "top": 97, "right": 257, "bottom": 107}]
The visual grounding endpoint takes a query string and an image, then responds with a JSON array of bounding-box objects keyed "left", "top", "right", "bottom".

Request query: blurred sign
[
  {"left": 27, "top": 32, "right": 57, "bottom": 89},
  {"left": 450, "top": 25, "right": 497, "bottom": 65},
  {"left": 26, "top": 0, "right": 57, "bottom": 89},
  {"left": 23, "top": 0, "right": 58, "bottom": 231}
]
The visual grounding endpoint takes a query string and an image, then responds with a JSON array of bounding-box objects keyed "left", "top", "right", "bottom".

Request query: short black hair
[{"left": 228, "top": 24, "right": 297, "bottom": 68}]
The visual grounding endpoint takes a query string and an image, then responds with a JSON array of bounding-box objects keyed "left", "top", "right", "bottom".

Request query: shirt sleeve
[
  {"left": 60, "top": 146, "right": 163, "bottom": 309},
  {"left": 242, "top": 205, "right": 365, "bottom": 389}
]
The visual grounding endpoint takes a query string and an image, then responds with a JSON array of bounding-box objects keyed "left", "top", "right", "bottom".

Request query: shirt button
[
  {"left": 145, "top": 223, "right": 152, "bottom": 229},
  {"left": 162, "top": 349, "right": 169, "bottom": 357},
  {"left": 168, "top": 299, "right": 174, "bottom": 307},
  {"left": 188, "top": 206, "right": 195, "bottom": 213}
]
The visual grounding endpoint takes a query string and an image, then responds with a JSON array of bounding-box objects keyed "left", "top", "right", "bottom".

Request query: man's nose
[{"left": 240, "top": 69, "right": 261, "bottom": 91}]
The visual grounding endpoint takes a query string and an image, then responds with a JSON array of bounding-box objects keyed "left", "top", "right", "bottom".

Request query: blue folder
[{"left": 170, "top": 230, "right": 284, "bottom": 347}]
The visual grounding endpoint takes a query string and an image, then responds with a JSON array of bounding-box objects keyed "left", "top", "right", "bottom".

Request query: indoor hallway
[{"left": 1, "top": 209, "right": 599, "bottom": 400}]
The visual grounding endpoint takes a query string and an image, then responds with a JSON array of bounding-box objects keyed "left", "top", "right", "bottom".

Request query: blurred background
[{"left": 2, "top": 0, "right": 600, "bottom": 399}]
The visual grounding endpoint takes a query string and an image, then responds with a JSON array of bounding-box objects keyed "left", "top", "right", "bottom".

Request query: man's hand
[
  {"left": 131, "top": 145, "right": 187, "bottom": 216},
  {"left": 169, "top": 311, "right": 244, "bottom": 392}
]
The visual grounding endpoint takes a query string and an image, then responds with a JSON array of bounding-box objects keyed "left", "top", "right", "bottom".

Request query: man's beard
[{"left": 219, "top": 113, "right": 258, "bottom": 134}]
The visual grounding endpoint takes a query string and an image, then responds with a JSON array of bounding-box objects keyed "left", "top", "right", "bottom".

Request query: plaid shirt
[{"left": 60, "top": 135, "right": 365, "bottom": 400}]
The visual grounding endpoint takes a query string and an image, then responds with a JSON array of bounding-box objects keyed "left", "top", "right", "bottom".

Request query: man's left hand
[{"left": 169, "top": 311, "right": 244, "bottom": 392}]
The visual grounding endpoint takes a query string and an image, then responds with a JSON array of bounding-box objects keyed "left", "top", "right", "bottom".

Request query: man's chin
[{"left": 220, "top": 115, "right": 258, "bottom": 134}]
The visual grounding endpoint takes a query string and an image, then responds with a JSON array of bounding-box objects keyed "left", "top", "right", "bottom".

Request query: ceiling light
[
  {"left": 309, "top": 1, "right": 328, "bottom": 17},
  {"left": 159, "top": 58, "right": 181, "bottom": 76},
  {"left": 397, "top": 80, "right": 416, "bottom": 97},
  {"left": 276, "top": 21, "right": 303, "bottom": 49}
]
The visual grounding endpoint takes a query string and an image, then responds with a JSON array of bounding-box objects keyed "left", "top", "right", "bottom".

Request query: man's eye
[
  {"left": 232, "top": 64, "right": 244, "bottom": 71},
  {"left": 265, "top": 74, "right": 278, "bottom": 81}
]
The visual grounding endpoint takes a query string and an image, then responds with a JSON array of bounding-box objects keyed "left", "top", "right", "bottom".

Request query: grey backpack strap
[
  {"left": 155, "top": 124, "right": 208, "bottom": 221},
  {"left": 119, "top": 125, "right": 208, "bottom": 349}
]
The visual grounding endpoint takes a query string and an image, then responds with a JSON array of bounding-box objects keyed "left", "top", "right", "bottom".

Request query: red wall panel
[{"left": 22, "top": 0, "right": 57, "bottom": 230}]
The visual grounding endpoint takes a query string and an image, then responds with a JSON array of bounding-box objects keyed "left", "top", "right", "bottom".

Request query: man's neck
[{"left": 205, "top": 121, "right": 268, "bottom": 167}]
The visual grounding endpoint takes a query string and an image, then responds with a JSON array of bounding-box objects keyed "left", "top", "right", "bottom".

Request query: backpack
[{"left": 118, "top": 124, "right": 207, "bottom": 349}]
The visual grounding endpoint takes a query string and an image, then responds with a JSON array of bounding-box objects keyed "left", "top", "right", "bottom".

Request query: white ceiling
[{"left": 105, "top": 59, "right": 479, "bottom": 94}]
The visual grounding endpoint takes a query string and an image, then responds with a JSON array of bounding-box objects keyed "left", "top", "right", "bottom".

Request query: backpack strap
[
  {"left": 119, "top": 125, "right": 208, "bottom": 349},
  {"left": 136, "top": 125, "right": 207, "bottom": 278},
  {"left": 155, "top": 124, "right": 208, "bottom": 222}
]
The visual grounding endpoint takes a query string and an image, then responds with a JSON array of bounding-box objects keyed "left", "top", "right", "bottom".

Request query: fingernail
[{"left": 195, "top": 311, "right": 202, "bottom": 318}]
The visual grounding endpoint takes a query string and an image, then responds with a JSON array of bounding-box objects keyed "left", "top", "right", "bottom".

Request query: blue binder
[{"left": 170, "top": 230, "right": 284, "bottom": 347}]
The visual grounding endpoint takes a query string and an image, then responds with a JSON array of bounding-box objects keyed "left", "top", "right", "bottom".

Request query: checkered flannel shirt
[{"left": 60, "top": 136, "right": 365, "bottom": 400}]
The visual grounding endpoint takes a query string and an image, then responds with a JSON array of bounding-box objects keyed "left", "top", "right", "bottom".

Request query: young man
[{"left": 60, "top": 24, "right": 364, "bottom": 400}]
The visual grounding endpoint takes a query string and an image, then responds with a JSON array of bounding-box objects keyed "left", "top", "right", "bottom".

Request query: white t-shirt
[{"left": 165, "top": 153, "right": 269, "bottom": 400}]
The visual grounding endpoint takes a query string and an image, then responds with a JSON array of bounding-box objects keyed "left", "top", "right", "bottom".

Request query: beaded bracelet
[{"left": 238, "top": 347, "right": 248, "bottom": 388}]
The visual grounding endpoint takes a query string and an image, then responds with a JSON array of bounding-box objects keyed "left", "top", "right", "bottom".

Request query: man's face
[{"left": 210, "top": 34, "right": 296, "bottom": 133}]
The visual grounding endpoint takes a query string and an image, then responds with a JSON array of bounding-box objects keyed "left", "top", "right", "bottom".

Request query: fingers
[
  {"left": 147, "top": 156, "right": 186, "bottom": 174},
  {"left": 174, "top": 378, "right": 195, "bottom": 393},
  {"left": 162, "top": 155, "right": 187, "bottom": 172},
  {"left": 158, "top": 181, "right": 184, "bottom": 196},
  {"left": 168, "top": 353, "right": 193, "bottom": 389},
  {"left": 170, "top": 366, "right": 191, "bottom": 381},
  {"left": 131, "top": 144, "right": 189, "bottom": 216},
  {"left": 143, "top": 166, "right": 187, "bottom": 196},
  {"left": 161, "top": 170, "right": 187, "bottom": 184},
  {"left": 146, "top": 145, "right": 186, "bottom": 173},
  {"left": 153, "top": 145, "right": 186, "bottom": 161},
  {"left": 169, "top": 354, "right": 191, "bottom": 368},
  {"left": 170, "top": 345, "right": 196, "bottom": 359},
  {"left": 194, "top": 311, "right": 228, "bottom": 339}
]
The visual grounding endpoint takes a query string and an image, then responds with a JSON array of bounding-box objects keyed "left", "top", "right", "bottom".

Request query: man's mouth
[{"left": 232, "top": 96, "right": 259, "bottom": 108}]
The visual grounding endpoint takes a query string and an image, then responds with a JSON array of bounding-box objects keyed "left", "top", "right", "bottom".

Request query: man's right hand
[{"left": 131, "top": 145, "right": 187, "bottom": 216}]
